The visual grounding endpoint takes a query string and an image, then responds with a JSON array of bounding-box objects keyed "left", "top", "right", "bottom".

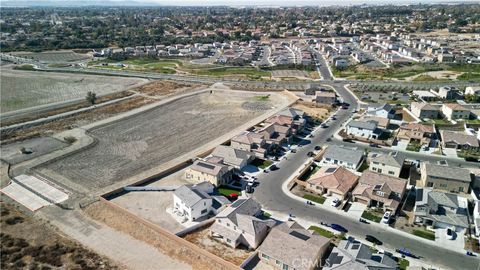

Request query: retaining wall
[{"left": 96, "top": 198, "right": 240, "bottom": 270}]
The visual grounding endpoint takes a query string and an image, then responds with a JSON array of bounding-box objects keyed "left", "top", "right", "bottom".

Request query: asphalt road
[{"left": 253, "top": 83, "right": 480, "bottom": 270}]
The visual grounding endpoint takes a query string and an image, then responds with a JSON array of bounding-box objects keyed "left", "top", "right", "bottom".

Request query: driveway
[
  {"left": 392, "top": 140, "right": 408, "bottom": 151},
  {"left": 435, "top": 228, "right": 466, "bottom": 252},
  {"left": 443, "top": 148, "right": 458, "bottom": 158},
  {"left": 347, "top": 202, "right": 367, "bottom": 220}
]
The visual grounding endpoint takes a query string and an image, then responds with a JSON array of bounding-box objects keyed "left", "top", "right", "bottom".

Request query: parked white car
[
  {"left": 331, "top": 198, "right": 341, "bottom": 207},
  {"left": 382, "top": 211, "right": 391, "bottom": 224}
]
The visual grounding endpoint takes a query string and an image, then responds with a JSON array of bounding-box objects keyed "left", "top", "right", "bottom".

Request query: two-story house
[
  {"left": 345, "top": 120, "right": 380, "bottom": 139},
  {"left": 441, "top": 103, "right": 470, "bottom": 121},
  {"left": 396, "top": 122, "right": 436, "bottom": 147},
  {"left": 419, "top": 163, "right": 472, "bottom": 194},
  {"left": 231, "top": 131, "right": 270, "bottom": 158},
  {"left": 173, "top": 182, "right": 229, "bottom": 222},
  {"left": 321, "top": 145, "right": 364, "bottom": 170},
  {"left": 209, "top": 197, "right": 275, "bottom": 249},
  {"left": 410, "top": 102, "right": 439, "bottom": 119},
  {"left": 352, "top": 171, "right": 407, "bottom": 212},
  {"left": 184, "top": 157, "right": 233, "bottom": 186},
  {"left": 370, "top": 151, "right": 405, "bottom": 178}
]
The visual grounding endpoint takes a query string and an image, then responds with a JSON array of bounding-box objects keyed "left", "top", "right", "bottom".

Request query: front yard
[
  {"left": 303, "top": 194, "right": 326, "bottom": 204},
  {"left": 361, "top": 210, "right": 382, "bottom": 223},
  {"left": 217, "top": 187, "right": 241, "bottom": 197},
  {"left": 250, "top": 158, "right": 273, "bottom": 169},
  {"left": 457, "top": 150, "right": 480, "bottom": 161},
  {"left": 406, "top": 141, "right": 421, "bottom": 152},
  {"left": 308, "top": 225, "right": 334, "bottom": 238},
  {"left": 412, "top": 229, "right": 435, "bottom": 241}
]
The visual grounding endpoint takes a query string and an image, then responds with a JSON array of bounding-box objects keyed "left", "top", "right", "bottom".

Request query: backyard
[{"left": 217, "top": 187, "right": 241, "bottom": 197}]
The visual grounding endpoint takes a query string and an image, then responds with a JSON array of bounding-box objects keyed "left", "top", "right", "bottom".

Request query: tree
[{"left": 86, "top": 91, "right": 97, "bottom": 105}]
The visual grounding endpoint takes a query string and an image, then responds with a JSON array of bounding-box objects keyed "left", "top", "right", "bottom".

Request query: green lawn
[
  {"left": 412, "top": 229, "right": 435, "bottom": 241},
  {"left": 217, "top": 187, "right": 241, "bottom": 197},
  {"left": 406, "top": 142, "right": 421, "bottom": 152},
  {"left": 262, "top": 211, "right": 272, "bottom": 218},
  {"left": 303, "top": 194, "right": 326, "bottom": 204},
  {"left": 361, "top": 210, "right": 382, "bottom": 223},
  {"left": 457, "top": 72, "right": 480, "bottom": 81},
  {"left": 398, "top": 259, "right": 410, "bottom": 270},
  {"left": 250, "top": 158, "right": 273, "bottom": 169},
  {"left": 308, "top": 226, "right": 334, "bottom": 238},
  {"left": 457, "top": 150, "right": 480, "bottom": 160}
]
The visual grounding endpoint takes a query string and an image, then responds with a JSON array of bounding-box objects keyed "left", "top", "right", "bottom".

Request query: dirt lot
[
  {"left": 292, "top": 102, "right": 331, "bottom": 120},
  {"left": 0, "top": 199, "right": 119, "bottom": 270},
  {"left": 110, "top": 169, "right": 190, "bottom": 233},
  {"left": 1, "top": 65, "right": 148, "bottom": 113},
  {"left": 37, "top": 91, "right": 288, "bottom": 191},
  {"left": 1, "top": 80, "right": 196, "bottom": 144},
  {"left": 184, "top": 226, "right": 252, "bottom": 266}
]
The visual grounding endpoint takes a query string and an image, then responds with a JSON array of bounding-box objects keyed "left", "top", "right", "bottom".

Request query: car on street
[
  {"left": 330, "top": 223, "right": 348, "bottom": 233},
  {"left": 365, "top": 235, "right": 383, "bottom": 245},
  {"left": 369, "top": 143, "right": 380, "bottom": 148},
  {"left": 307, "top": 151, "right": 315, "bottom": 157},
  {"left": 382, "top": 211, "right": 391, "bottom": 224},
  {"left": 291, "top": 149, "right": 297, "bottom": 153},
  {"left": 321, "top": 124, "right": 328, "bottom": 128},
  {"left": 246, "top": 185, "right": 254, "bottom": 193},
  {"left": 331, "top": 198, "right": 341, "bottom": 207},
  {"left": 270, "top": 164, "right": 279, "bottom": 171},
  {"left": 314, "top": 146, "right": 321, "bottom": 150}
]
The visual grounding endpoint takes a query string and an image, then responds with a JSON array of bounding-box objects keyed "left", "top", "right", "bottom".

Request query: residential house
[
  {"left": 412, "top": 90, "right": 437, "bottom": 102},
  {"left": 366, "top": 103, "right": 396, "bottom": 119},
  {"left": 324, "top": 240, "right": 397, "bottom": 270},
  {"left": 352, "top": 171, "right": 407, "bottom": 212},
  {"left": 362, "top": 116, "right": 390, "bottom": 130},
  {"left": 410, "top": 102, "right": 439, "bottom": 119},
  {"left": 173, "top": 182, "right": 229, "bottom": 222},
  {"left": 265, "top": 114, "right": 305, "bottom": 135},
  {"left": 396, "top": 123, "right": 436, "bottom": 147},
  {"left": 345, "top": 120, "right": 379, "bottom": 139},
  {"left": 437, "top": 86, "right": 460, "bottom": 99},
  {"left": 306, "top": 166, "right": 360, "bottom": 200},
  {"left": 274, "top": 108, "right": 307, "bottom": 134},
  {"left": 370, "top": 151, "right": 405, "bottom": 178},
  {"left": 315, "top": 91, "right": 337, "bottom": 105},
  {"left": 211, "top": 145, "right": 254, "bottom": 170},
  {"left": 258, "top": 221, "right": 330, "bottom": 270},
  {"left": 321, "top": 145, "right": 365, "bottom": 170},
  {"left": 440, "top": 130, "right": 479, "bottom": 151},
  {"left": 209, "top": 197, "right": 274, "bottom": 249},
  {"left": 419, "top": 163, "right": 472, "bottom": 194},
  {"left": 184, "top": 157, "right": 233, "bottom": 186},
  {"left": 414, "top": 188, "right": 469, "bottom": 232},
  {"left": 231, "top": 131, "right": 270, "bottom": 158},
  {"left": 441, "top": 103, "right": 470, "bottom": 121},
  {"left": 257, "top": 123, "right": 291, "bottom": 145},
  {"left": 305, "top": 84, "right": 322, "bottom": 95}
]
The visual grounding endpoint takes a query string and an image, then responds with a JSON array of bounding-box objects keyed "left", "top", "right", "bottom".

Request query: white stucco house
[
  {"left": 346, "top": 120, "right": 379, "bottom": 139},
  {"left": 173, "top": 182, "right": 229, "bottom": 222}
]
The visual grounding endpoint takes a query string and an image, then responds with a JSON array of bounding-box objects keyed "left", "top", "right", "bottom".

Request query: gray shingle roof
[
  {"left": 211, "top": 145, "right": 252, "bottom": 168},
  {"left": 258, "top": 222, "right": 330, "bottom": 270},
  {"left": 347, "top": 120, "right": 377, "bottom": 130},
  {"left": 174, "top": 185, "right": 211, "bottom": 208},
  {"left": 423, "top": 163, "right": 472, "bottom": 183},
  {"left": 372, "top": 151, "right": 405, "bottom": 167},
  {"left": 323, "top": 145, "right": 364, "bottom": 166}
]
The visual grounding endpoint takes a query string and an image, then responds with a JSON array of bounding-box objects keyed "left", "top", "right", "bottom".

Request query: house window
[
  {"left": 459, "top": 187, "right": 464, "bottom": 192},
  {"left": 388, "top": 171, "right": 395, "bottom": 175},
  {"left": 227, "top": 223, "right": 230, "bottom": 227},
  {"left": 262, "top": 254, "right": 269, "bottom": 260},
  {"left": 218, "top": 219, "right": 221, "bottom": 223},
  {"left": 377, "top": 191, "right": 384, "bottom": 197},
  {"left": 427, "top": 182, "right": 433, "bottom": 187},
  {"left": 282, "top": 263, "right": 289, "bottom": 270},
  {"left": 373, "top": 161, "right": 379, "bottom": 165},
  {"left": 227, "top": 239, "right": 231, "bottom": 243},
  {"left": 201, "top": 209, "right": 207, "bottom": 214},
  {"left": 204, "top": 202, "right": 206, "bottom": 206},
  {"left": 372, "top": 167, "right": 377, "bottom": 171},
  {"left": 276, "top": 260, "right": 281, "bottom": 265}
]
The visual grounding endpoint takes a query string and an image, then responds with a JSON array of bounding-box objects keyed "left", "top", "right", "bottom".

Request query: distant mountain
[{"left": 0, "top": 0, "right": 162, "bottom": 7}]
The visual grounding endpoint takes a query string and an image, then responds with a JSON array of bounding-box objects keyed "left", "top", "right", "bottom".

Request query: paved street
[{"left": 253, "top": 83, "right": 480, "bottom": 270}]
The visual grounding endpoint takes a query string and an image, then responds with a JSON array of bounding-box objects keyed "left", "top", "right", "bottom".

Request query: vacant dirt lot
[
  {"left": 184, "top": 226, "right": 252, "bottom": 266},
  {"left": 38, "top": 91, "right": 288, "bottom": 191},
  {"left": 0, "top": 65, "right": 147, "bottom": 113},
  {"left": 0, "top": 199, "right": 119, "bottom": 270},
  {"left": 292, "top": 102, "right": 330, "bottom": 120}
]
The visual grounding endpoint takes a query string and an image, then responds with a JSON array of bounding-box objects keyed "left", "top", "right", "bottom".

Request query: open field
[
  {"left": 0, "top": 66, "right": 148, "bottom": 113},
  {"left": 0, "top": 137, "right": 68, "bottom": 165},
  {"left": 0, "top": 200, "right": 119, "bottom": 270},
  {"left": 37, "top": 91, "right": 288, "bottom": 191},
  {"left": 14, "top": 51, "right": 90, "bottom": 62}
]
